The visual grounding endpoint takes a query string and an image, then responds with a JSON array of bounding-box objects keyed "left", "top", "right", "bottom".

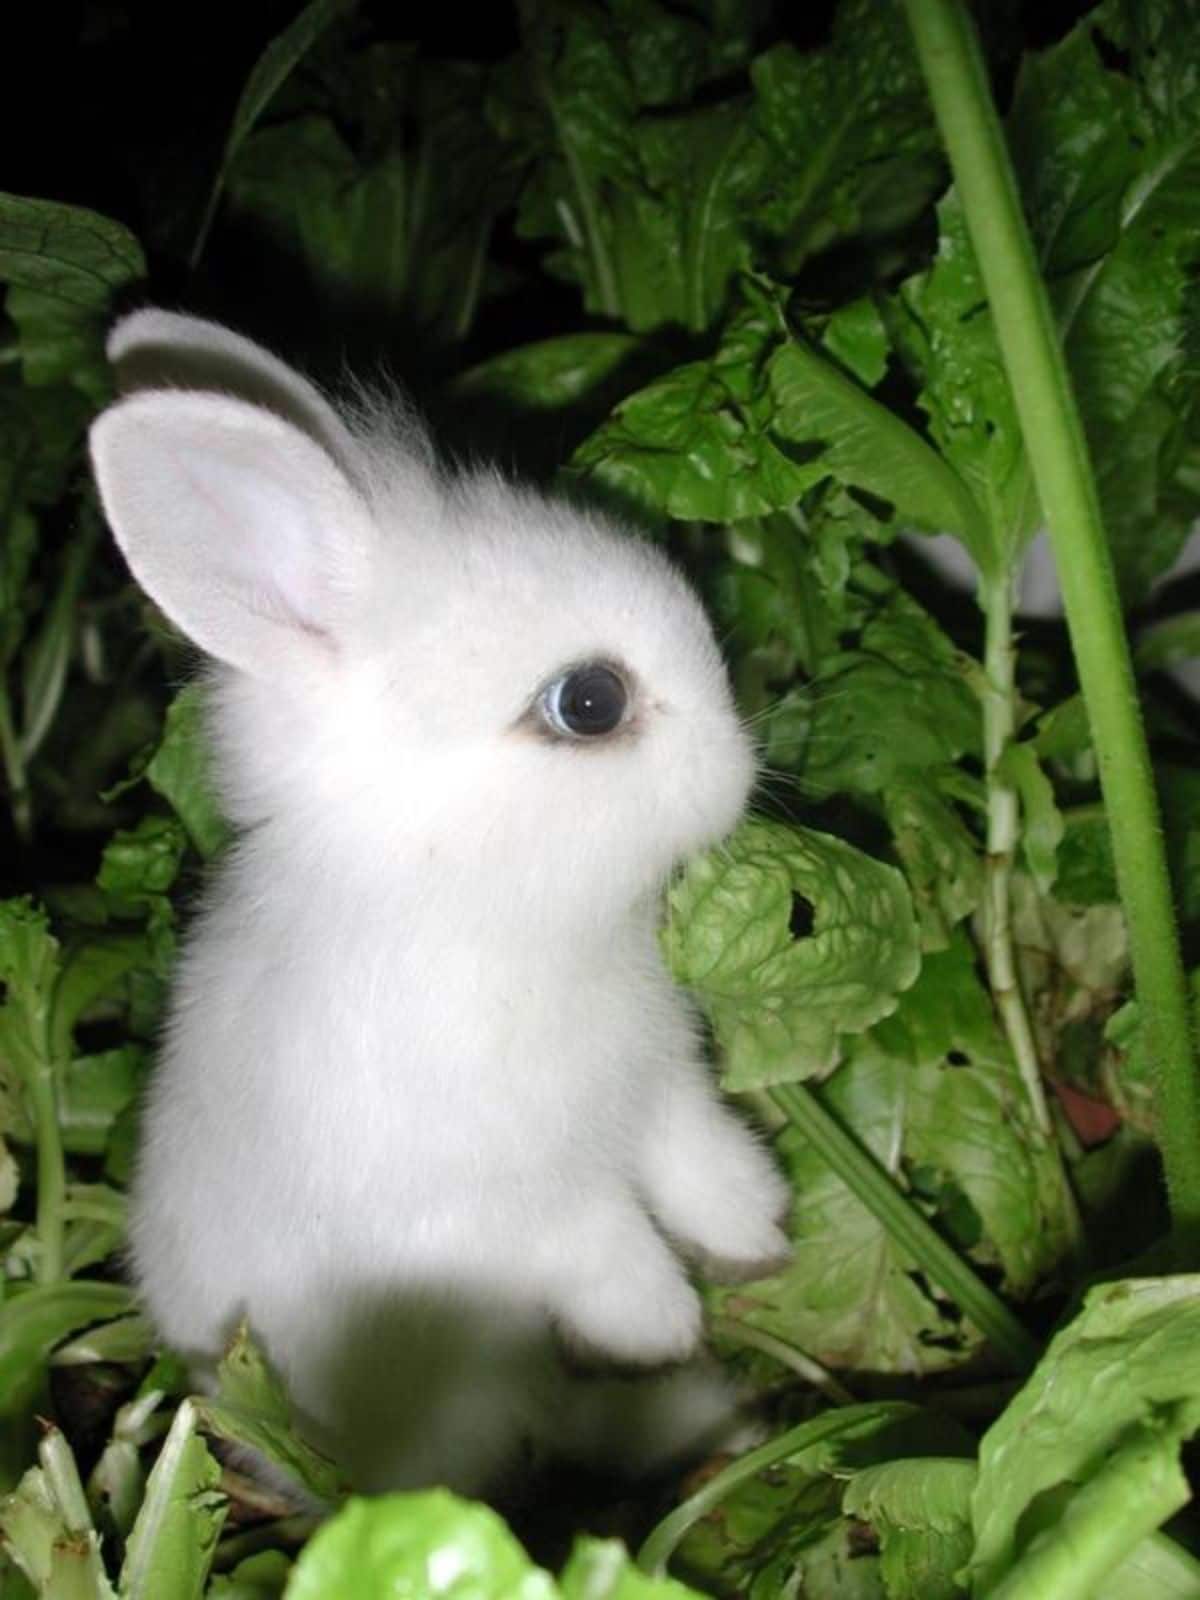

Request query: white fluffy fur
[{"left": 89, "top": 312, "right": 790, "bottom": 1495}]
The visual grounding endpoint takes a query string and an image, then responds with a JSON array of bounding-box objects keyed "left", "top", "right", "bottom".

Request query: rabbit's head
[{"left": 90, "top": 313, "right": 754, "bottom": 926}]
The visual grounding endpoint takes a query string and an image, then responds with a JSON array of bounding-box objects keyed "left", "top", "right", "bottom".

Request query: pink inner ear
[{"left": 91, "top": 388, "right": 378, "bottom": 678}]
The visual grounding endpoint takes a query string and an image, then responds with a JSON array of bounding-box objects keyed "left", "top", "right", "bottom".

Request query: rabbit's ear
[
  {"left": 90, "top": 390, "right": 377, "bottom": 677},
  {"left": 106, "top": 309, "right": 358, "bottom": 473}
]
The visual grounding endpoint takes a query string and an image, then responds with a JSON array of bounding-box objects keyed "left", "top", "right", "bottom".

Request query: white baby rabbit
[{"left": 90, "top": 311, "right": 790, "bottom": 1495}]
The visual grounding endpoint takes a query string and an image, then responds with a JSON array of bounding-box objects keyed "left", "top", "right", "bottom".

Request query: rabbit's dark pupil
[{"left": 557, "top": 665, "right": 626, "bottom": 736}]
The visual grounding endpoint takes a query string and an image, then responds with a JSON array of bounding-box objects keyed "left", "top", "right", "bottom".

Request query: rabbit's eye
[{"left": 541, "top": 663, "right": 629, "bottom": 739}]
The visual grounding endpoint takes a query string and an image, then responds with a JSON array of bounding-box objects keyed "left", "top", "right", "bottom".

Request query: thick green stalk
[
  {"left": 771, "top": 1082, "right": 1040, "bottom": 1373},
  {"left": 902, "top": 0, "right": 1200, "bottom": 1258}
]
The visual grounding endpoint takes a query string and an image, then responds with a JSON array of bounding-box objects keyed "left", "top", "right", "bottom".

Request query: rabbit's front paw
[{"left": 555, "top": 1268, "right": 703, "bottom": 1369}]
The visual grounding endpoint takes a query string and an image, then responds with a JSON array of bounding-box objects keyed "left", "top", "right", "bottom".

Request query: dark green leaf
[
  {"left": 0, "top": 195, "right": 145, "bottom": 400},
  {"left": 193, "top": 0, "right": 358, "bottom": 263}
]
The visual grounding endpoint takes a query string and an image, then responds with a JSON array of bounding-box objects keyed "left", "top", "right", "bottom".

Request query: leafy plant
[{"left": 3, "top": 0, "right": 1200, "bottom": 1594}]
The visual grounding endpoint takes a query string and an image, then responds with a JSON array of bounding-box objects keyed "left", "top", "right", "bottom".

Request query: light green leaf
[
  {"left": 843, "top": 1458, "right": 975, "bottom": 1600},
  {"left": 0, "top": 1429, "right": 115, "bottom": 1599},
  {"left": 665, "top": 817, "right": 920, "bottom": 1089},
  {"left": 118, "top": 1400, "right": 226, "bottom": 1600},
  {"left": 59, "top": 1049, "right": 144, "bottom": 1158},
  {"left": 820, "top": 297, "right": 890, "bottom": 388},
  {"left": 970, "top": 1277, "right": 1200, "bottom": 1592},
  {"left": 283, "top": 1490, "right": 557, "bottom": 1600},
  {"left": 996, "top": 742, "right": 1064, "bottom": 894},
  {"left": 144, "top": 686, "right": 229, "bottom": 859},
  {"left": 558, "top": 1539, "right": 701, "bottom": 1599},
  {"left": 895, "top": 937, "right": 1076, "bottom": 1295},
  {"left": 716, "top": 1054, "right": 972, "bottom": 1374},
  {"left": 193, "top": 1325, "right": 345, "bottom": 1507},
  {"left": 207, "top": 1551, "right": 292, "bottom": 1599},
  {"left": 0, "top": 1282, "right": 134, "bottom": 1423}
]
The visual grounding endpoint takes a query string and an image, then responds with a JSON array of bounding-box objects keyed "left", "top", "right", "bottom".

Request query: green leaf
[
  {"left": 1045, "top": 3, "right": 1200, "bottom": 604},
  {"left": 207, "top": 1551, "right": 292, "bottom": 1599},
  {"left": 118, "top": 1400, "right": 226, "bottom": 1600},
  {"left": 59, "top": 1048, "right": 144, "bottom": 1157},
  {"left": 767, "top": 334, "right": 988, "bottom": 558},
  {"left": 745, "top": 1, "right": 940, "bottom": 272},
  {"left": 284, "top": 1490, "right": 557, "bottom": 1599},
  {"left": 0, "top": 1282, "right": 133, "bottom": 1423},
  {"left": 665, "top": 817, "right": 920, "bottom": 1088},
  {"left": 716, "top": 1055, "right": 972, "bottom": 1374},
  {"left": 882, "top": 779, "right": 983, "bottom": 950},
  {"left": 789, "top": 591, "right": 981, "bottom": 797},
  {"left": 996, "top": 742, "right": 1064, "bottom": 894},
  {"left": 568, "top": 289, "right": 825, "bottom": 523},
  {"left": 895, "top": 193, "right": 1037, "bottom": 574},
  {"left": 0, "top": 195, "right": 145, "bottom": 400},
  {"left": 843, "top": 1458, "right": 976, "bottom": 1600},
  {"left": 192, "top": 1325, "right": 345, "bottom": 1507},
  {"left": 657, "top": 1402, "right": 968, "bottom": 1595},
  {"left": 0, "top": 899, "right": 58, "bottom": 1099},
  {"left": 144, "top": 686, "right": 228, "bottom": 859},
  {"left": 193, "top": 0, "right": 358, "bottom": 264},
  {"left": 969, "top": 1277, "right": 1200, "bottom": 1592},
  {"left": 558, "top": 1540, "right": 701, "bottom": 1599},
  {"left": 96, "top": 817, "right": 187, "bottom": 921},
  {"left": 0, "top": 1430, "right": 115, "bottom": 1600},
  {"left": 820, "top": 297, "right": 890, "bottom": 388}
]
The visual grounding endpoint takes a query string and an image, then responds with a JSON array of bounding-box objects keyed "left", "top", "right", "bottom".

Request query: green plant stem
[
  {"left": 986, "top": 1427, "right": 1191, "bottom": 1600},
  {"left": 771, "top": 1082, "right": 1040, "bottom": 1374},
  {"left": 902, "top": 0, "right": 1200, "bottom": 1260},
  {"left": 980, "top": 579, "right": 1053, "bottom": 1141}
]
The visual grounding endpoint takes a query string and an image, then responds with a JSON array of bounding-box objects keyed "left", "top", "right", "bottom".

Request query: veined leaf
[
  {"left": 843, "top": 1457, "right": 976, "bottom": 1600},
  {"left": 970, "top": 1277, "right": 1200, "bottom": 1592},
  {"left": 665, "top": 817, "right": 920, "bottom": 1089}
]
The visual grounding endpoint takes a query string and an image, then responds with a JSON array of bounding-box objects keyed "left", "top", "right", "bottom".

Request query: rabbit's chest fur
[{"left": 130, "top": 854, "right": 696, "bottom": 1345}]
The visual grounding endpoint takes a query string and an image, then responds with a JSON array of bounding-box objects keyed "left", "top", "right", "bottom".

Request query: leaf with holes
[{"left": 665, "top": 817, "right": 921, "bottom": 1089}]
